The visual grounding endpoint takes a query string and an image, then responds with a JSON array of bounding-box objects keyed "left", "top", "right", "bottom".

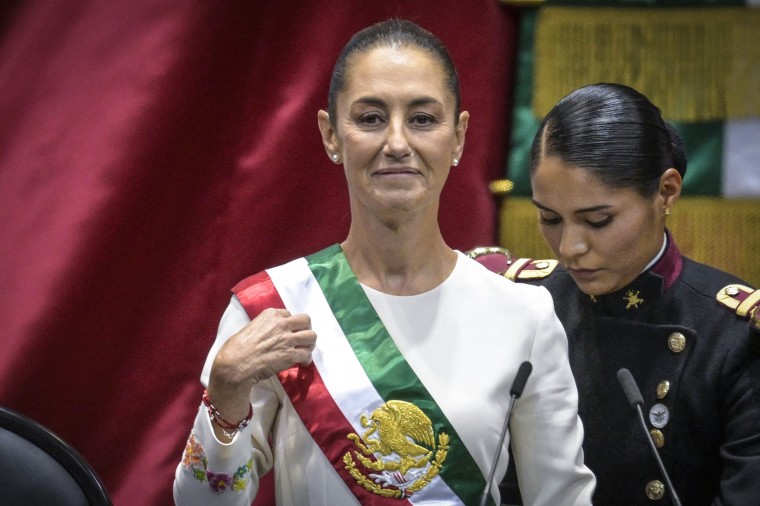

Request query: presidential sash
[{"left": 233, "top": 244, "right": 491, "bottom": 505}]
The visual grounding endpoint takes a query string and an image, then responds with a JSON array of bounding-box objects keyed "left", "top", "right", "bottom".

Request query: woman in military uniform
[{"left": 489, "top": 83, "right": 760, "bottom": 505}]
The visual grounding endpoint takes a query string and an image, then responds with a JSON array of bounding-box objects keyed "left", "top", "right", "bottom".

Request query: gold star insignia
[{"left": 624, "top": 290, "right": 644, "bottom": 309}]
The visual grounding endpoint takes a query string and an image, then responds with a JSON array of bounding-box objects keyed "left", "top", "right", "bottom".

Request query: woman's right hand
[{"left": 206, "top": 308, "right": 316, "bottom": 427}]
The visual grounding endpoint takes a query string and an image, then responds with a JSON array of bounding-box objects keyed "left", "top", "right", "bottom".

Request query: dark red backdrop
[{"left": 0, "top": 1, "right": 518, "bottom": 503}]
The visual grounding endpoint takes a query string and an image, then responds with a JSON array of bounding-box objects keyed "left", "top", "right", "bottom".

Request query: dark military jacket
[{"left": 477, "top": 236, "right": 760, "bottom": 505}]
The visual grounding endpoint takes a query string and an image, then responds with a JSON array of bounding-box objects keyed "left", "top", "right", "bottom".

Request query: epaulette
[
  {"left": 504, "top": 258, "right": 559, "bottom": 282},
  {"left": 466, "top": 247, "right": 558, "bottom": 281},
  {"left": 716, "top": 284, "right": 760, "bottom": 331},
  {"left": 466, "top": 246, "right": 515, "bottom": 276}
]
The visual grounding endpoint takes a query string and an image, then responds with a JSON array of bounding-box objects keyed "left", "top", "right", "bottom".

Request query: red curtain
[{"left": 0, "top": 1, "right": 517, "bottom": 503}]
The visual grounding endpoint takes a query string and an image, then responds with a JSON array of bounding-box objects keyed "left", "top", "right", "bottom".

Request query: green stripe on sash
[{"left": 306, "top": 244, "right": 489, "bottom": 505}]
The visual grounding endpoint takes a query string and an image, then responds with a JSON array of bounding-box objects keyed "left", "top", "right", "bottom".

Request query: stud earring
[
  {"left": 664, "top": 207, "right": 671, "bottom": 216},
  {"left": 331, "top": 154, "right": 340, "bottom": 163},
  {"left": 452, "top": 158, "right": 459, "bottom": 167}
]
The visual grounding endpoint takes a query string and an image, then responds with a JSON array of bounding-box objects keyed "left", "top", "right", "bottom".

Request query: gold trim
[
  {"left": 716, "top": 284, "right": 755, "bottom": 312},
  {"left": 736, "top": 289, "right": 760, "bottom": 318},
  {"left": 466, "top": 246, "right": 515, "bottom": 263},
  {"left": 506, "top": 258, "right": 559, "bottom": 281},
  {"left": 518, "top": 259, "right": 558, "bottom": 279},
  {"left": 750, "top": 306, "right": 760, "bottom": 331},
  {"left": 505, "top": 258, "right": 532, "bottom": 281},
  {"left": 466, "top": 246, "right": 516, "bottom": 276}
]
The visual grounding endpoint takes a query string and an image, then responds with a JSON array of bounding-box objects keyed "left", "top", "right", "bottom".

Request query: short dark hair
[
  {"left": 530, "top": 83, "right": 687, "bottom": 197},
  {"left": 327, "top": 19, "right": 461, "bottom": 125}
]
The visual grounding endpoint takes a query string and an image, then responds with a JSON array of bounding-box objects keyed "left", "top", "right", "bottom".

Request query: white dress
[{"left": 174, "top": 250, "right": 595, "bottom": 505}]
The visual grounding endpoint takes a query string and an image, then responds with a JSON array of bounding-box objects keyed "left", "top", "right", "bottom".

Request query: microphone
[
  {"left": 616, "top": 368, "right": 682, "bottom": 506},
  {"left": 479, "top": 361, "right": 532, "bottom": 506}
]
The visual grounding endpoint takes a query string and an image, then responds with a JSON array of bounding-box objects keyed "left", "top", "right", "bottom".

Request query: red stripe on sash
[
  {"left": 233, "top": 271, "right": 414, "bottom": 505},
  {"left": 232, "top": 271, "right": 281, "bottom": 315}
]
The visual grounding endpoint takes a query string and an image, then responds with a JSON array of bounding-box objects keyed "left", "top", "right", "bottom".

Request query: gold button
[
  {"left": 646, "top": 480, "right": 665, "bottom": 500},
  {"left": 656, "top": 380, "right": 670, "bottom": 399},
  {"left": 668, "top": 332, "right": 686, "bottom": 353},
  {"left": 650, "top": 429, "right": 665, "bottom": 448}
]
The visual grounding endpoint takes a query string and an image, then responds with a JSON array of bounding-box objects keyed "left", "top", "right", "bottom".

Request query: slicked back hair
[
  {"left": 327, "top": 19, "right": 461, "bottom": 126},
  {"left": 530, "top": 83, "right": 687, "bottom": 198}
]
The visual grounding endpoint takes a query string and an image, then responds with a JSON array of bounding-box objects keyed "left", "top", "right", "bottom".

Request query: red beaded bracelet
[{"left": 202, "top": 390, "right": 253, "bottom": 437}]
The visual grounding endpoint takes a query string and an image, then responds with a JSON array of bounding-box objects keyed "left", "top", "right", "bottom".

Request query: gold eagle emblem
[{"left": 344, "top": 400, "right": 449, "bottom": 498}]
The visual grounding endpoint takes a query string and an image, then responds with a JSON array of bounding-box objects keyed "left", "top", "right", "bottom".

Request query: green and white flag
[{"left": 507, "top": 2, "right": 760, "bottom": 197}]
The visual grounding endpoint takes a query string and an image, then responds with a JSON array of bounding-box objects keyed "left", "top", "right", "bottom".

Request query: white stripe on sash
[{"left": 266, "top": 258, "right": 465, "bottom": 505}]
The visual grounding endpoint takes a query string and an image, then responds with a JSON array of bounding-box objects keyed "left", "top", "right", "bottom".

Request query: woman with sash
[
  {"left": 174, "top": 19, "right": 595, "bottom": 506},
  {"left": 494, "top": 83, "right": 760, "bottom": 505}
]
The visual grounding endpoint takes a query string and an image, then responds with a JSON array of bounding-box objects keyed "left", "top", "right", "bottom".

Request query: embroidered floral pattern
[
  {"left": 207, "top": 471, "right": 232, "bottom": 493},
  {"left": 181, "top": 433, "right": 253, "bottom": 494}
]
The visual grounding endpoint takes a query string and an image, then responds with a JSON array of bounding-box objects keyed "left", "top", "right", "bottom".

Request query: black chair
[{"left": 0, "top": 405, "right": 112, "bottom": 505}]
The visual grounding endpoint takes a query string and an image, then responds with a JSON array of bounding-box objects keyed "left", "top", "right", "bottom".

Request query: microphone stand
[
  {"left": 633, "top": 401, "right": 682, "bottom": 506},
  {"left": 478, "top": 361, "right": 532, "bottom": 506},
  {"left": 478, "top": 393, "right": 518, "bottom": 506},
  {"left": 618, "top": 368, "right": 682, "bottom": 506}
]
